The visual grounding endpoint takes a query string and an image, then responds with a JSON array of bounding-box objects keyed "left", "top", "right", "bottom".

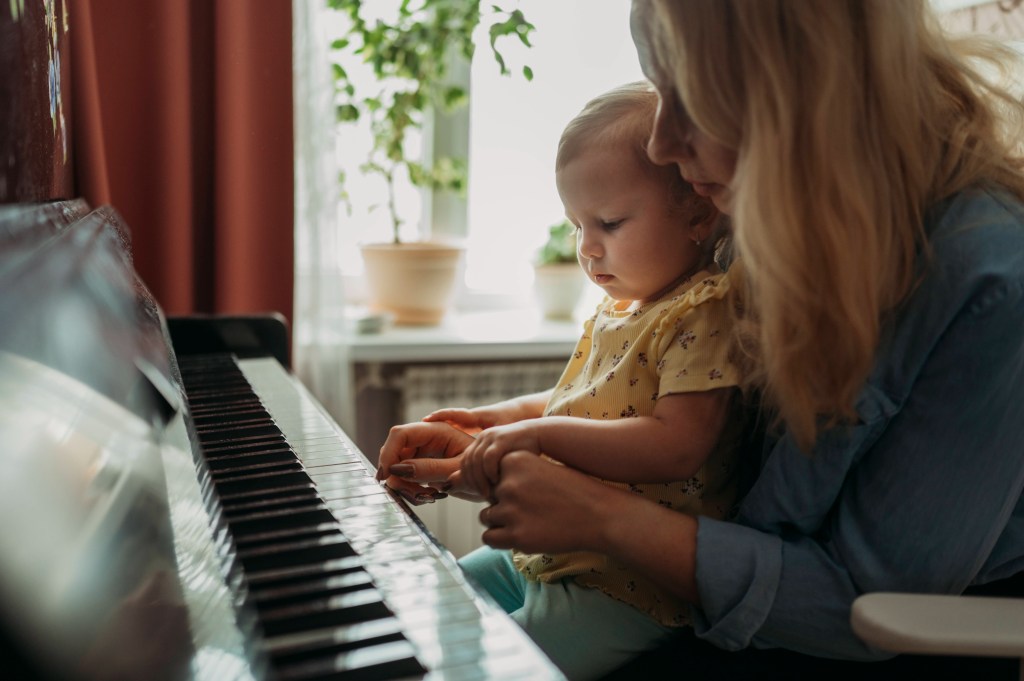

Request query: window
[
  {"left": 333, "top": 1, "right": 642, "bottom": 309},
  {"left": 329, "top": 0, "right": 1024, "bottom": 310}
]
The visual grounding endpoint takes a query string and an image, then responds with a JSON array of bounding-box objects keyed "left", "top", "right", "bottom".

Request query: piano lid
[
  {"left": 0, "top": 203, "right": 250, "bottom": 680},
  {"left": 0, "top": 350, "right": 194, "bottom": 681}
]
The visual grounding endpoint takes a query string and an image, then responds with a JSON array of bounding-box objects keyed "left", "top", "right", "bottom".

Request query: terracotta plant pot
[{"left": 361, "top": 242, "right": 464, "bottom": 325}]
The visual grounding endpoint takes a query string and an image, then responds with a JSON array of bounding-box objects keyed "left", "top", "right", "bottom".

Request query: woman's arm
[
  {"left": 694, "top": 269, "right": 1024, "bottom": 659},
  {"left": 459, "top": 388, "right": 733, "bottom": 495}
]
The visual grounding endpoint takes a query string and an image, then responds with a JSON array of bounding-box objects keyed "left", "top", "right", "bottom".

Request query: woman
[{"left": 378, "top": 1, "right": 1024, "bottom": 677}]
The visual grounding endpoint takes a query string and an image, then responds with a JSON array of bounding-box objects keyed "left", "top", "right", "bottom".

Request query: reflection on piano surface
[{"left": 0, "top": 201, "right": 564, "bottom": 680}]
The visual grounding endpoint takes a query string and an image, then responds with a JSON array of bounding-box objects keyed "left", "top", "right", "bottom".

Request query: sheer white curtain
[
  {"left": 292, "top": 0, "right": 353, "bottom": 432},
  {"left": 939, "top": 0, "right": 1024, "bottom": 37}
]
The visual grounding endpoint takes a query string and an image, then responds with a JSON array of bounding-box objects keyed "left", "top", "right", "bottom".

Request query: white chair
[{"left": 851, "top": 592, "right": 1024, "bottom": 681}]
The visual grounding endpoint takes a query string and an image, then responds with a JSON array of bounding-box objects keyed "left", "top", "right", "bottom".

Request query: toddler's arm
[
  {"left": 422, "top": 388, "right": 553, "bottom": 433},
  {"left": 460, "top": 388, "right": 734, "bottom": 497}
]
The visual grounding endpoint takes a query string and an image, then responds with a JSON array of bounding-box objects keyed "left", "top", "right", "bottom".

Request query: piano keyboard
[{"left": 177, "top": 354, "right": 563, "bottom": 681}]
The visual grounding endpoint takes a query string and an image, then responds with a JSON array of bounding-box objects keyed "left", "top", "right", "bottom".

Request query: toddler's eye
[{"left": 601, "top": 219, "right": 624, "bottom": 231}]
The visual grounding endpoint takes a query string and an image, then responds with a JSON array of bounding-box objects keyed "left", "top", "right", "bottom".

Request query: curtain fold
[{"left": 70, "top": 0, "right": 294, "bottom": 325}]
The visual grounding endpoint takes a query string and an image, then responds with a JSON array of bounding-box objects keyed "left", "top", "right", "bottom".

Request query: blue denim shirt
[{"left": 691, "top": 187, "right": 1024, "bottom": 659}]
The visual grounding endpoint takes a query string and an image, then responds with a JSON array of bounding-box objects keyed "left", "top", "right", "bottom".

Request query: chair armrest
[{"left": 851, "top": 593, "right": 1024, "bottom": 658}]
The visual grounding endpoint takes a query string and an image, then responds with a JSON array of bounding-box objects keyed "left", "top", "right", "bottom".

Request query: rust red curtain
[{"left": 70, "top": 0, "right": 294, "bottom": 323}]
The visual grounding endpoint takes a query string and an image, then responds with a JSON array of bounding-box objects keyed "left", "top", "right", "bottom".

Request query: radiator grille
[{"left": 401, "top": 360, "right": 567, "bottom": 423}]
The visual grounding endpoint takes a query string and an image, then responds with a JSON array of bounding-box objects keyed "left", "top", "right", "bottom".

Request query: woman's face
[{"left": 630, "top": 0, "right": 738, "bottom": 215}]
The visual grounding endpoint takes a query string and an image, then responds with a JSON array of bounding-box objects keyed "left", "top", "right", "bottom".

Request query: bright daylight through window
[{"left": 330, "top": 0, "right": 643, "bottom": 309}]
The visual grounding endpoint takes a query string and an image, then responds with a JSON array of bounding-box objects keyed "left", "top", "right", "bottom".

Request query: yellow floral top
[{"left": 512, "top": 266, "right": 742, "bottom": 627}]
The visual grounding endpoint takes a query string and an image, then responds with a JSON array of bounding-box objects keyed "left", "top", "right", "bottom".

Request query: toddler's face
[{"left": 557, "top": 146, "right": 706, "bottom": 304}]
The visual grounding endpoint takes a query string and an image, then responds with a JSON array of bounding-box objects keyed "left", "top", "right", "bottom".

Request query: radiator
[{"left": 399, "top": 360, "right": 567, "bottom": 558}]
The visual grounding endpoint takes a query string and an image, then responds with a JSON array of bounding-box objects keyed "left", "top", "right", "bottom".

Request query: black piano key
[
  {"left": 249, "top": 570, "right": 376, "bottom": 611},
  {"left": 196, "top": 423, "right": 284, "bottom": 443},
  {"left": 264, "top": 617, "right": 407, "bottom": 665},
  {"left": 235, "top": 525, "right": 347, "bottom": 557},
  {"left": 215, "top": 470, "right": 314, "bottom": 495},
  {"left": 221, "top": 494, "right": 320, "bottom": 517},
  {"left": 225, "top": 506, "right": 329, "bottom": 539},
  {"left": 273, "top": 639, "right": 425, "bottom": 681},
  {"left": 219, "top": 483, "right": 318, "bottom": 504},
  {"left": 245, "top": 555, "right": 368, "bottom": 589},
  {"left": 206, "top": 449, "right": 297, "bottom": 471},
  {"left": 192, "top": 407, "right": 271, "bottom": 426},
  {"left": 188, "top": 394, "right": 263, "bottom": 410},
  {"left": 237, "top": 535, "right": 358, "bottom": 573},
  {"left": 185, "top": 387, "right": 256, "bottom": 404},
  {"left": 202, "top": 435, "right": 289, "bottom": 455},
  {"left": 194, "top": 410, "right": 273, "bottom": 426},
  {"left": 211, "top": 460, "right": 304, "bottom": 477},
  {"left": 232, "top": 515, "right": 339, "bottom": 544},
  {"left": 258, "top": 588, "right": 391, "bottom": 634},
  {"left": 222, "top": 494, "right": 322, "bottom": 518},
  {"left": 210, "top": 460, "right": 304, "bottom": 478},
  {"left": 186, "top": 385, "right": 263, "bottom": 398}
]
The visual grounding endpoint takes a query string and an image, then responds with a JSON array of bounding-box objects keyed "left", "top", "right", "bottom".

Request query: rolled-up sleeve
[
  {"left": 690, "top": 221, "right": 1024, "bottom": 659},
  {"left": 690, "top": 518, "right": 783, "bottom": 651}
]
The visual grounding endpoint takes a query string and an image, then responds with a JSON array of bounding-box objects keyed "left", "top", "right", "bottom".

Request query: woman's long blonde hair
[{"left": 642, "top": 0, "right": 1024, "bottom": 449}]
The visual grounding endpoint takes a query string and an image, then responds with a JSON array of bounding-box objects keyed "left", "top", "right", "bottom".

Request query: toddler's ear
[
  {"left": 688, "top": 204, "right": 721, "bottom": 238},
  {"left": 696, "top": 205, "right": 723, "bottom": 226}
]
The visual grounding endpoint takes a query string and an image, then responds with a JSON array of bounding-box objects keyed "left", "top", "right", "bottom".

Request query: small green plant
[
  {"left": 536, "top": 219, "right": 578, "bottom": 266},
  {"left": 327, "top": 0, "right": 534, "bottom": 244}
]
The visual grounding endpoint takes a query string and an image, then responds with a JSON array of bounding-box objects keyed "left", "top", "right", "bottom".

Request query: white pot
[
  {"left": 361, "top": 242, "right": 464, "bottom": 325},
  {"left": 532, "top": 262, "right": 587, "bottom": 320}
]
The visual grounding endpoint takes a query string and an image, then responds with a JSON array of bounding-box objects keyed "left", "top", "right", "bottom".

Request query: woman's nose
[{"left": 648, "top": 104, "right": 693, "bottom": 166}]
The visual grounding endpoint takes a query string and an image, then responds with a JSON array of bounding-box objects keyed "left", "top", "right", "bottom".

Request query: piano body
[{"left": 0, "top": 200, "right": 564, "bottom": 681}]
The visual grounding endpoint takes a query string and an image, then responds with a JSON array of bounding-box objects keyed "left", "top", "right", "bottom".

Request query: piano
[{"left": 0, "top": 200, "right": 564, "bottom": 681}]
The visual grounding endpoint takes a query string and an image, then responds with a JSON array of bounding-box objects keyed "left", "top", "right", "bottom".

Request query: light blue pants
[{"left": 459, "top": 546, "right": 677, "bottom": 681}]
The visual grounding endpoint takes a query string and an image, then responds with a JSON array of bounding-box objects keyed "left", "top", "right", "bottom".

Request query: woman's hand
[
  {"left": 477, "top": 451, "right": 608, "bottom": 554},
  {"left": 479, "top": 451, "right": 701, "bottom": 603},
  {"left": 459, "top": 422, "right": 541, "bottom": 499},
  {"left": 375, "top": 421, "right": 488, "bottom": 503}
]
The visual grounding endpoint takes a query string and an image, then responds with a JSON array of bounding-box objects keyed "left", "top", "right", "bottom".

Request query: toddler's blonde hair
[{"left": 557, "top": 81, "right": 719, "bottom": 238}]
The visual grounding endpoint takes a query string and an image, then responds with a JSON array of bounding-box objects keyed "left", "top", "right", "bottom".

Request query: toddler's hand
[
  {"left": 424, "top": 404, "right": 520, "bottom": 433},
  {"left": 460, "top": 422, "right": 541, "bottom": 499}
]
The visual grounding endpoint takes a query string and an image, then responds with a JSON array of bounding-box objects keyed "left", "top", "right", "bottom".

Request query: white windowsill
[{"left": 345, "top": 308, "right": 581, "bottom": 363}]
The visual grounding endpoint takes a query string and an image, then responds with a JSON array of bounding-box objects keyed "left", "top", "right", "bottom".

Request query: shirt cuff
[{"left": 689, "top": 516, "right": 783, "bottom": 650}]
